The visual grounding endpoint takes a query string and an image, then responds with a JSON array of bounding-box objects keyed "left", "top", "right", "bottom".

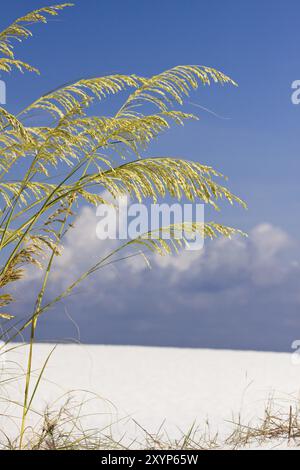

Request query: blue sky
[
  {"left": 2, "top": 1, "right": 300, "bottom": 350},
  {"left": 2, "top": 0, "right": 300, "bottom": 233}
]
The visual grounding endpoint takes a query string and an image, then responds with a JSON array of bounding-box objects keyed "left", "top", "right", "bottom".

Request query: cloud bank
[{"left": 13, "top": 206, "right": 300, "bottom": 351}]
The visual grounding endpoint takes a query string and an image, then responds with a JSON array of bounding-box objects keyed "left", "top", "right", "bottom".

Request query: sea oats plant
[{"left": 0, "top": 4, "right": 246, "bottom": 447}]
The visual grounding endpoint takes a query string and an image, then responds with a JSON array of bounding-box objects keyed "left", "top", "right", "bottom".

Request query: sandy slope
[{"left": 1, "top": 344, "right": 299, "bottom": 448}]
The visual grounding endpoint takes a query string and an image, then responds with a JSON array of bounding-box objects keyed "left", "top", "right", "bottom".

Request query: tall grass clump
[{"left": 0, "top": 4, "right": 246, "bottom": 448}]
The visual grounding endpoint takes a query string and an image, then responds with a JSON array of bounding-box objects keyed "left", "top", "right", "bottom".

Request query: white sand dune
[{"left": 1, "top": 344, "right": 299, "bottom": 448}]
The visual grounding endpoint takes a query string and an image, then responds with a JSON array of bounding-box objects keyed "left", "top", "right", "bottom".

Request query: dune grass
[
  {"left": 0, "top": 3, "right": 246, "bottom": 448},
  {"left": 1, "top": 392, "right": 299, "bottom": 450}
]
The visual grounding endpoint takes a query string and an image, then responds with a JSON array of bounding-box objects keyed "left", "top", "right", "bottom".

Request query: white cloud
[{"left": 15, "top": 206, "right": 300, "bottom": 350}]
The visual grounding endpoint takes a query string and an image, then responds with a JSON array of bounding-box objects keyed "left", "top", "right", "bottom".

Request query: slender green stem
[{"left": 18, "top": 160, "right": 92, "bottom": 447}]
